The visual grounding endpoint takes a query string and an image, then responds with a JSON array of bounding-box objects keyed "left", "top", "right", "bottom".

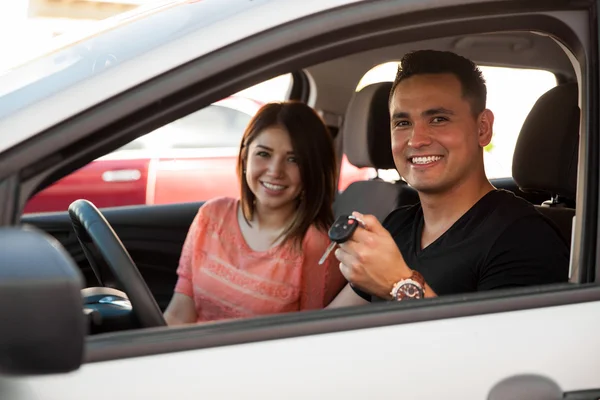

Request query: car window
[
  {"left": 119, "top": 104, "right": 253, "bottom": 151},
  {"left": 22, "top": 72, "right": 360, "bottom": 214},
  {"left": 22, "top": 74, "right": 292, "bottom": 214},
  {"left": 118, "top": 73, "right": 293, "bottom": 152},
  {"left": 356, "top": 62, "right": 557, "bottom": 180}
]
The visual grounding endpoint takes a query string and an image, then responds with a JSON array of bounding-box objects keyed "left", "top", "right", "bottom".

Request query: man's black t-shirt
[{"left": 353, "top": 190, "right": 569, "bottom": 301}]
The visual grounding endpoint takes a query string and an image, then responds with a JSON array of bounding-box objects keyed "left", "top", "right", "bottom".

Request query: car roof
[{"left": 0, "top": 0, "right": 365, "bottom": 153}]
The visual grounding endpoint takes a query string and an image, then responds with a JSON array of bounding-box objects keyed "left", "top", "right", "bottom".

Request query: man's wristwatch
[{"left": 390, "top": 270, "right": 425, "bottom": 301}]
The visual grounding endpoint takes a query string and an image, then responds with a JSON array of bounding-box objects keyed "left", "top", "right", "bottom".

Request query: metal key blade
[{"left": 318, "top": 241, "right": 337, "bottom": 265}]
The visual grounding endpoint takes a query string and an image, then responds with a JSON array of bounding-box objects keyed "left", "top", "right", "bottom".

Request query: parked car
[
  {"left": 0, "top": 0, "right": 599, "bottom": 399},
  {"left": 23, "top": 95, "right": 369, "bottom": 213}
]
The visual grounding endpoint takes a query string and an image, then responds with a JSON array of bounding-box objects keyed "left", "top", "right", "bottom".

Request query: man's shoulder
[
  {"left": 474, "top": 189, "right": 543, "bottom": 226},
  {"left": 483, "top": 189, "right": 538, "bottom": 213},
  {"left": 481, "top": 190, "right": 566, "bottom": 246},
  {"left": 383, "top": 202, "right": 422, "bottom": 227}
]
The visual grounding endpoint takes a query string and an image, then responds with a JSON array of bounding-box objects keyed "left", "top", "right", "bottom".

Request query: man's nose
[{"left": 407, "top": 122, "right": 432, "bottom": 148}]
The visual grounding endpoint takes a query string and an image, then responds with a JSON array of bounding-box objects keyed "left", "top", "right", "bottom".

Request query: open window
[{"left": 23, "top": 75, "right": 293, "bottom": 213}]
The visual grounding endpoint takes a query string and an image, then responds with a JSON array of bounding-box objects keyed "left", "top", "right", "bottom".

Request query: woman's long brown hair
[{"left": 236, "top": 101, "right": 337, "bottom": 248}]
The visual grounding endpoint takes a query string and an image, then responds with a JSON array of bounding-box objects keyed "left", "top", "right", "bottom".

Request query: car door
[{"left": 2, "top": 0, "right": 600, "bottom": 399}]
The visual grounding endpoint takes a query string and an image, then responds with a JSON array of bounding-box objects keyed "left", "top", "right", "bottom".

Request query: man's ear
[{"left": 478, "top": 109, "right": 494, "bottom": 147}]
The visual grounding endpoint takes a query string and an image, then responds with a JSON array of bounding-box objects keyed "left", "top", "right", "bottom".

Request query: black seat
[
  {"left": 512, "top": 82, "right": 579, "bottom": 244},
  {"left": 333, "top": 82, "right": 419, "bottom": 221}
]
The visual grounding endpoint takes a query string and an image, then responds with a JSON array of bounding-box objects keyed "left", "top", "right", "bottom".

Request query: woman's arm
[
  {"left": 165, "top": 207, "right": 204, "bottom": 326},
  {"left": 164, "top": 293, "right": 197, "bottom": 325}
]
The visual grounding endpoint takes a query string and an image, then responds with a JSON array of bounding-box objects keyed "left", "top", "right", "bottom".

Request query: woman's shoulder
[
  {"left": 190, "top": 197, "right": 239, "bottom": 231},
  {"left": 197, "top": 197, "right": 238, "bottom": 217},
  {"left": 186, "top": 197, "right": 241, "bottom": 246},
  {"left": 302, "top": 224, "right": 331, "bottom": 253},
  {"left": 201, "top": 196, "right": 238, "bottom": 210}
]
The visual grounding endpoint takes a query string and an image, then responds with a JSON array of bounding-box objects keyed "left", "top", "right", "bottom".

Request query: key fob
[{"left": 328, "top": 215, "right": 360, "bottom": 244}]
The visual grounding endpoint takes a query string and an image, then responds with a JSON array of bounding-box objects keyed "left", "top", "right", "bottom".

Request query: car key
[{"left": 318, "top": 215, "right": 363, "bottom": 265}]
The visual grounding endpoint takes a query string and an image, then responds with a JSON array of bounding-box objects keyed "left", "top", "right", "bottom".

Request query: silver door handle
[{"left": 101, "top": 169, "right": 141, "bottom": 182}]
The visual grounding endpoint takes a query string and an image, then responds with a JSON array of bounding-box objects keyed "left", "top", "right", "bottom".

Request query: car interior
[{"left": 19, "top": 28, "right": 581, "bottom": 334}]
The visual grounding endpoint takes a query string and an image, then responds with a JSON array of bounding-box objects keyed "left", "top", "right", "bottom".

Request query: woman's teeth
[{"left": 262, "top": 182, "right": 286, "bottom": 191}]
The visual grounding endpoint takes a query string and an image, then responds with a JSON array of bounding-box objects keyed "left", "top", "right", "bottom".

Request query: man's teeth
[
  {"left": 262, "top": 182, "right": 286, "bottom": 190},
  {"left": 412, "top": 156, "right": 442, "bottom": 164}
]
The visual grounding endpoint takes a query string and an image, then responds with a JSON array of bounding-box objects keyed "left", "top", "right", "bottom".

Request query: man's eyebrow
[
  {"left": 391, "top": 112, "right": 410, "bottom": 120},
  {"left": 422, "top": 107, "right": 454, "bottom": 116},
  {"left": 391, "top": 108, "right": 455, "bottom": 120}
]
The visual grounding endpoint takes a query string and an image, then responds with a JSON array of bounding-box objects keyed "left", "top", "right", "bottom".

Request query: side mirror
[{"left": 0, "top": 227, "right": 85, "bottom": 375}]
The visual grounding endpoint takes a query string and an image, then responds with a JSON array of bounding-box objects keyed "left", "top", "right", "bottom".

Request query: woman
[{"left": 164, "top": 101, "right": 345, "bottom": 325}]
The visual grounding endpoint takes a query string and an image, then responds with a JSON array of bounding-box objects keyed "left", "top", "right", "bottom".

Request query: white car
[{"left": 0, "top": 0, "right": 598, "bottom": 399}]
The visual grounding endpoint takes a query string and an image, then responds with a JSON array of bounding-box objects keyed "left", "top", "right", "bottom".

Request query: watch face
[{"left": 401, "top": 283, "right": 423, "bottom": 299}]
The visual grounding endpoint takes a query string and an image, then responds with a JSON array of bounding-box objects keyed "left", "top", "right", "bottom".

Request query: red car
[{"left": 24, "top": 96, "right": 370, "bottom": 213}]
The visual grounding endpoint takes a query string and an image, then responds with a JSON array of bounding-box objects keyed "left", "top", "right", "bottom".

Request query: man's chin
[{"left": 407, "top": 180, "right": 449, "bottom": 195}]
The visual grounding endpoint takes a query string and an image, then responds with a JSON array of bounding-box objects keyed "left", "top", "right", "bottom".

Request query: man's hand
[{"left": 335, "top": 212, "right": 413, "bottom": 299}]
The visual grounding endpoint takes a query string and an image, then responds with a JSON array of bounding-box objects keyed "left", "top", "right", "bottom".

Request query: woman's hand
[{"left": 163, "top": 293, "right": 197, "bottom": 325}]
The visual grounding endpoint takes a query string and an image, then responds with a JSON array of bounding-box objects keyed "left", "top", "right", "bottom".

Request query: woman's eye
[
  {"left": 288, "top": 156, "right": 298, "bottom": 163},
  {"left": 256, "top": 151, "right": 270, "bottom": 158}
]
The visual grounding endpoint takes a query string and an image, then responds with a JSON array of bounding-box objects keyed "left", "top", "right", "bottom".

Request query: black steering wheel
[{"left": 68, "top": 199, "right": 166, "bottom": 328}]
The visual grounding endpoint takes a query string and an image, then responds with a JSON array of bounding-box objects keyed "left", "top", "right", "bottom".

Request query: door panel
[
  {"left": 13, "top": 300, "right": 600, "bottom": 399},
  {"left": 21, "top": 201, "right": 203, "bottom": 310}
]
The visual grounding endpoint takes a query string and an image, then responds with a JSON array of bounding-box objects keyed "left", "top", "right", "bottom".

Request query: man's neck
[{"left": 418, "top": 177, "right": 495, "bottom": 247}]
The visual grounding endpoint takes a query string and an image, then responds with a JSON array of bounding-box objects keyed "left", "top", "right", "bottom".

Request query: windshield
[{"left": 0, "top": 0, "right": 271, "bottom": 121}]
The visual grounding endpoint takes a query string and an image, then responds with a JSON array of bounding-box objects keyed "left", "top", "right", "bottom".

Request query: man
[{"left": 328, "top": 50, "right": 568, "bottom": 307}]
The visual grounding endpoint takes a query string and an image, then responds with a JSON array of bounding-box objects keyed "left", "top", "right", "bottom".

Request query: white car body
[{"left": 0, "top": 0, "right": 598, "bottom": 399}]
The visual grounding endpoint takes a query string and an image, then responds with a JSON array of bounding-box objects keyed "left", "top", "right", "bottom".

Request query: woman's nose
[{"left": 267, "top": 158, "right": 284, "bottom": 176}]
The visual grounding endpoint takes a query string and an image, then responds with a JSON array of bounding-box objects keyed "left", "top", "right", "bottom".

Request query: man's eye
[
  {"left": 394, "top": 120, "right": 410, "bottom": 128},
  {"left": 431, "top": 116, "right": 448, "bottom": 123}
]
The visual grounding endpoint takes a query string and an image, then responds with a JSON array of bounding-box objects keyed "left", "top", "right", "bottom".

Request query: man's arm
[
  {"left": 335, "top": 212, "right": 437, "bottom": 300},
  {"left": 478, "top": 215, "right": 569, "bottom": 290}
]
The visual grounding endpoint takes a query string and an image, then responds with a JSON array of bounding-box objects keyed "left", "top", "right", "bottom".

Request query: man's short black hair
[{"left": 390, "top": 50, "right": 487, "bottom": 116}]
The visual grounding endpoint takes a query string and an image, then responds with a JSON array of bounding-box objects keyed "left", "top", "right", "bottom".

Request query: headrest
[
  {"left": 343, "top": 82, "right": 396, "bottom": 170},
  {"left": 512, "top": 82, "right": 579, "bottom": 200}
]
